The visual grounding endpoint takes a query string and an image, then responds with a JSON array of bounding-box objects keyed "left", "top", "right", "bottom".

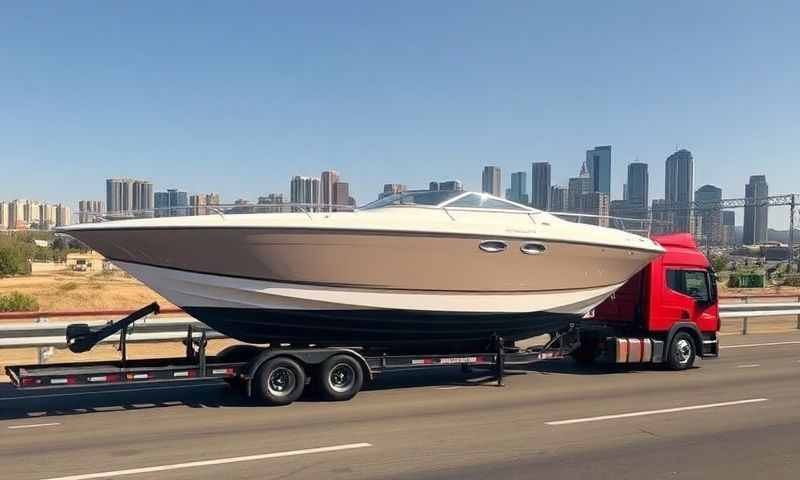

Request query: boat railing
[
  {"left": 74, "top": 203, "right": 356, "bottom": 223},
  {"left": 549, "top": 212, "right": 673, "bottom": 238}
]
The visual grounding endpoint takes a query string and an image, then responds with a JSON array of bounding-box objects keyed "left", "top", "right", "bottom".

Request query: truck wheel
[
  {"left": 667, "top": 332, "right": 696, "bottom": 370},
  {"left": 315, "top": 354, "right": 364, "bottom": 402},
  {"left": 253, "top": 357, "right": 306, "bottom": 406}
]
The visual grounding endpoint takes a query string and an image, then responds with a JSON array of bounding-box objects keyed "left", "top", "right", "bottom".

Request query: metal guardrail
[{"left": 1, "top": 303, "right": 799, "bottom": 359}]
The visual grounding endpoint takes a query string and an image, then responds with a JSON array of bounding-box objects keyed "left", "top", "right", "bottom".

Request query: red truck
[
  {"left": 575, "top": 233, "right": 720, "bottom": 370},
  {"left": 6, "top": 234, "right": 718, "bottom": 405}
]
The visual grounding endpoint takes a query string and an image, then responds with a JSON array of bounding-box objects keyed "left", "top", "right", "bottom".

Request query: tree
[
  {"left": 0, "top": 246, "right": 27, "bottom": 276},
  {"left": 710, "top": 253, "right": 730, "bottom": 273}
]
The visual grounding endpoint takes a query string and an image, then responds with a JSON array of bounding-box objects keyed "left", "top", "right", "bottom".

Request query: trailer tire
[
  {"left": 253, "top": 357, "right": 306, "bottom": 406},
  {"left": 315, "top": 354, "right": 364, "bottom": 402},
  {"left": 667, "top": 332, "right": 696, "bottom": 370}
]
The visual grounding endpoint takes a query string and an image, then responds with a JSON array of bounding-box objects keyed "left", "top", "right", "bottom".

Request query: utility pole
[{"left": 790, "top": 194, "right": 796, "bottom": 272}]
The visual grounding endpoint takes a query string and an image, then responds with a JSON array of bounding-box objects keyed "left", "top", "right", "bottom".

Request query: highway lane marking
[
  {"left": 39, "top": 443, "right": 373, "bottom": 480},
  {"left": 736, "top": 364, "right": 761, "bottom": 368},
  {"left": 0, "top": 383, "right": 218, "bottom": 402},
  {"left": 436, "top": 386, "right": 462, "bottom": 390},
  {"left": 721, "top": 341, "right": 800, "bottom": 349},
  {"left": 545, "top": 398, "right": 768, "bottom": 426},
  {"left": 8, "top": 422, "right": 60, "bottom": 430}
]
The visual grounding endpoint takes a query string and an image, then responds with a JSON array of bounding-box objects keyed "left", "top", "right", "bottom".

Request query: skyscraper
[
  {"left": 78, "top": 200, "right": 104, "bottom": 223},
  {"left": 567, "top": 161, "right": 593, "bottom": 212},
  {"left": 506, "top": 172, "right": 528, "bottom": 205},
  {"left": 0, "top": 202, "right": 8, "bottom": 229},
  {"left": 577, "top": 192, "right": 610, "bottom": 227},
  {"left": 586, "top": 146, "right": 612, "bottom": 196},
  {"left": 481, "top": 166, "right": 502, "bottom": 196},
  {"left": 321, "top": 171, "right": 340, "bottom": 209},
  {"left": 722, "top": 210, "right": 736, "bottom": 246},
  {"left": 549, "top": 186, "right": 568, "bottom": 212},
  {"left": 106, "top": 178, "right": 152, "bottom": 213},
  {"left": 205, "top": 193, "right": 220, "bottom": 206},
  {"left": 437, "top": 180, "right": 463, "bottom": 192},
  {"left": 8, "top": 200, "right": 25, "bottom": 229},
  {"left": 530, "top": 163, "right": 551, "bottom": 210},
  {"left": 39, "top": 204, "right": 57, "bottom": 228},
  {"left": 381, "top": 183, "right": 407, "bottom": 199},
  {"left": 55, "top": 204, "right": 71, "bottom": 227},
  {"left": 291, "top": 176, "right": 322, "bottom": 209},
  {"left": 743, "top": 175, "right": 769, "bottom": 245},
  {"left": 695, "top": 185, "right": 723, "bottom": 245},
  {"left": 333, "top": 182, "right": 353, "bottom": 210},
  {"left": 257, "top": 193, "right": 286, "bottom": 213},
  {"left": 626, "top": 162, "right": 649, "bottom": 214},
  {"left": 665, "top": 149, "right": 694, "bottom": 233}
]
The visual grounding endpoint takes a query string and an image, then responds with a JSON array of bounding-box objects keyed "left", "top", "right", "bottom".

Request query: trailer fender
[
  {"left": 244, "top": 349, "right": 373, "bottom": 397},
  {"left": 663, "top": 323, "right": 703, "bottom": 361}
]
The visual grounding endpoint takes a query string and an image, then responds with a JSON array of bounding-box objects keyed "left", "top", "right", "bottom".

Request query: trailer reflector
[
  {"left": 211, "top": 368, "right": 234, "bottom": 376},
  {"left": 21, "top": 377, "right": 42, "bottom": 387},
  {"left": 50, "top": 377, "right": 76, "bottom": 385},
  {"left": 173, "top": 371, "right": 194, "bottom": 378},
  {"left": 88, "top": 375, "right": 119, "bottom": 383},
  {"left": 127, "top": 373, "right": 150, "bottom": 381}
]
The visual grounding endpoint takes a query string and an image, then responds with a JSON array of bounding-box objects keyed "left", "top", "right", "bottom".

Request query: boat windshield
[{"left": 360, "top": 190, "right": 463, "bottom": 209}]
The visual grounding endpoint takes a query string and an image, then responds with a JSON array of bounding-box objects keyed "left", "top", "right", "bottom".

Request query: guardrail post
[
  {"left": 797, "top": 296, "right": 800, "bottom": 330},
  {"left": 35, "top": 316, "right": 54, "bottom": 364},
  {"left": 742, "top": 317, "right": 748, "bottom": 335}
]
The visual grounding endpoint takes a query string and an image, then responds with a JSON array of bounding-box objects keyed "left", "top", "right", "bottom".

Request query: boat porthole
[
  {"left": 479, "top": 240, "right": 508, "bottom": 253},
  {"left": 520, "top": 242, "right": 546, "bottom": 255}
]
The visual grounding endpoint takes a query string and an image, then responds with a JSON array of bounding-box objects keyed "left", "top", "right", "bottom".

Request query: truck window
[{"left": 666, "top": 269, "right": 710, "bottom": 302}]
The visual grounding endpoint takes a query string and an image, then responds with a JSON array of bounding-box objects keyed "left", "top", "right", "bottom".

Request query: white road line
[
  {"left": 436, "top": 386, "right": 461, "bottom": 390},
  {"left": 721, "top": 341, "right": 800, "bottom": 349},
  {"left": 39, "top": 443, "right": 373, "bottom": 480},
  {"left": 0, "top": 383, "right": 216, "bottom": 402},
  {"left": 545, "top": 398, "right": 768, "bottom": 426},
  {"left": 736, "top": 364, "right": 761, "bottom": 368},
  {"left": 8, "top": 422, "right": 61, "bottom": 430}
]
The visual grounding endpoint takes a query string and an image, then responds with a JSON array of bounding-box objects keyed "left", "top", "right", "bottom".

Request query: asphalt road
[{"left": 1, "top": 332, "right": 799, "bottom": 480}]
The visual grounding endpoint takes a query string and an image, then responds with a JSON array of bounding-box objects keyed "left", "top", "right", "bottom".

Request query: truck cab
[{"left": 582, "top": 233, "right": 720, "bottom": 369}]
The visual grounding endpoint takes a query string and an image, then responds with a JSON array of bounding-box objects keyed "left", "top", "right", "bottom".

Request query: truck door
[{"left": 657, "top": 268, "right": 718, "bottom": 331}]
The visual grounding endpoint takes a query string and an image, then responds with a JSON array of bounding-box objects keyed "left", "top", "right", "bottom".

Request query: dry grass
[{"left": 0, "top": 270, "right": 176, "bottom": 312}]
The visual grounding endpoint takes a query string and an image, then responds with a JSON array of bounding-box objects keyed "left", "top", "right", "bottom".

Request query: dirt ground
[{"left": 0, "top": 270, "right": 177, "bottom": 311}]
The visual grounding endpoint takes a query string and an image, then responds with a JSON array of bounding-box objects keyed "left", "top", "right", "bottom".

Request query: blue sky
[{"left": 1, "top": 1, "right": 798, "bottom": 227}]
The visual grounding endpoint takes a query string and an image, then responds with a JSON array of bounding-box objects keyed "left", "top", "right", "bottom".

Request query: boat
[{"left": 59, "top": 190, "right": 665, "bottom": 352}]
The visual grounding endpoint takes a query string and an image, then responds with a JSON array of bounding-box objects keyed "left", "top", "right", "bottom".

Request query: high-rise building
[
  {"left": 429, "top": 181, "right": 439, "bottom": 191},
  {"left": 321, "top": 170, "right": 340, "bottom": 208},
  {"left": 722, "top": 211, "right": 736, "bottom": 246},
  {"left": 153, "top": 189, "right": 188, "bottom": 217},
  {"left": 189, "top": 194, "right": 207, "bottom": 216},
  {"left": 567, "top": 161, "right": 593, "bottom": 212},
  {"left": 154, "top": 191, "right": 169, "bottom": 216},
  {"left": 78, "top": 200, "right": 104, "bottom": 223},
  {"left": 530, "top": 163, "right": 550, "bottom": 210},
  {"left": 24, "top": 200, "right": 40, "bottom": 225},
  {"left": 291, "top": 176, "right": 322, "bottom": 210},
  {"left": 586, "top": 146, "right": 612, "bottom": 196},
  {"left": 743, "top": 175, "right": 769, "bottom": 245},
  {"left": 651, "top": 199, "right": 673, "bottom": 235},
  {"left": 695, "top": 185, "right": 723, "bottom": 245},
  {"left": 505, "top": 172, "right": 528, "bottom": 205},
  {"left": 626, "top": 162, "right": 649, "bottom": 213},
  {"left": 549, "top": 186, "right": 569, "bottom": 212},
  {"left": 576, "top": 192, "right": 610, "bottom": 227},
  {"left": 0, "top": 202, "right": 8, "bottom": 229},
  {"left": 55, "top": 204, "right": 71, "bottom": 227},
  {"left": 481, "top": 166, "right": 502, "bottom": 196},
  {"left": 257, "top": 193, "right": 286, "bottom": 213},
  {"left": 665, "top": 149, "right": 694, "bottom": 233},
  {"left": 205, "top": 193, "right": 220, "bottom": 206},
  {"left": 39, "top": 204, "right": 57, "bottom": 229},
  {"left": 8, "top": 200, "right": 25, "bottom": 229},
  {"left": 438, "top": 180, "right": 463, "bottom": 192},
  {"left": 332, "top": 182, "right": 354, "bottom": 210},
  {"left": 380, "top": 183, "right": 407, "bottom": 199},
  {"left": 106, "top": 178, "right": 152, "bottom": 213}
]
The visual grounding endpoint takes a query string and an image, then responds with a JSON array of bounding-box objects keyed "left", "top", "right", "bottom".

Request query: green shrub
[
  {"left": 0, "top": 292, "right": 40, "bottom": 312},
  {"left": 0, "top": 246, "right": 28, "bottom": 276}
]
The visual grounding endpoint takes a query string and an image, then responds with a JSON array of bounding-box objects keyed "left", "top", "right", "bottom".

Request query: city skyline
[{"left": 3, "top": 3, "right": 798, "bottom": 229}]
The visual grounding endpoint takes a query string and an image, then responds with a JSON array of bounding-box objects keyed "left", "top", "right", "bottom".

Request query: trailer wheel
[
  {"left": 667, "top": 332, "right": 696, "bottom": 370},
  {"left": 253, "top": 357, "right": 306, "bottom": 406},
  {"left": 315, "top": 354, "right": 364, "bottom": 402}
]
